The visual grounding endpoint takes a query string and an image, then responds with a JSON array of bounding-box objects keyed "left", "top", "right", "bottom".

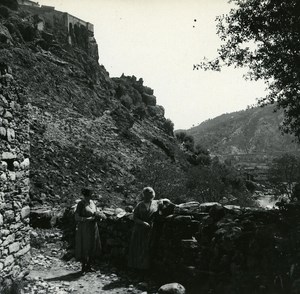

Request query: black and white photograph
[{"left": 1, "top": 0, "right": 300, "bottom": 293}]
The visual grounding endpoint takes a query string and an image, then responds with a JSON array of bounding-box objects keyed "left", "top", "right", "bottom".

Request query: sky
[{"left": 38, "top": 0, "right": 267, "bottom": 130}]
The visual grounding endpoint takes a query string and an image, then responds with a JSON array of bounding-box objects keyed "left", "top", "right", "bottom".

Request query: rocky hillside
[
  {"left": 184, "top": 105, "right": 300, "bottom": 156},
  {"left": 0, "top": 2, "right": 188, "bottom": 209}
]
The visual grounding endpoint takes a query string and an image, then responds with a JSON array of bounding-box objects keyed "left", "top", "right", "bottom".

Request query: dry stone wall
[
  {"left": 0, "top": 71, "right": 30, "bottom": 284},
  {"left": 58, "top": 202, "right": 300, "bottom": 293}
]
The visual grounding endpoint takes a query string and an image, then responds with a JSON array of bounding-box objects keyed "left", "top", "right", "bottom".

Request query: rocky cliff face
[{"left": 0, "top": 3, "right": 186, "bottom": 210}]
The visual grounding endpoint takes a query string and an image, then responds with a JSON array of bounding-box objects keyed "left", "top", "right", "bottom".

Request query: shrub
[
  {"left": 163, "top": 118, "right": 174, "bottom": 136},
  {"left": 175, "top": 131, "right": 195, "bottom": 152},
  {"left": 175, "top": 131, "right": 187, "bottom": 142},
  {"left": 135, "top": 151, "right": 187, "bottom": 202},
  {"left": 186, "top": 158, "right": 255, "bottom": 206}
]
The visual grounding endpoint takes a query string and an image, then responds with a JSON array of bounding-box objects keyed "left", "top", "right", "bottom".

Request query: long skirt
[
  {"left": 75, "top": 221, "right": 101, "bottom": 261},
  {"left": 128, "top": 224, "right": 152, "bottom": 270}
]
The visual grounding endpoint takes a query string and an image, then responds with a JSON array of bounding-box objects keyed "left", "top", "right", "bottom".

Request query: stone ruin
[
  {"left": 0, "top": 64, "right": 31, "bottom": 287},
  {"left": 17, "top": 0, "right": 98, "bottom": 61}
]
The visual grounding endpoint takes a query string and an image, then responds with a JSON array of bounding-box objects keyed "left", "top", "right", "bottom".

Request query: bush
[
  {"left": 186, "top": 158, "right": 255, "bottom": 206},
  {"left": 163, "top": 118, "right": 174, "bottom": 136},
  {"left": 175, "top": 131, "right": 195, "bottom": 152},
  {"left": 135, "top": 151, "right": 187, "bottom": 202},
  {"left": 175, "top": 131, "right": 187, "bottom": 142}
]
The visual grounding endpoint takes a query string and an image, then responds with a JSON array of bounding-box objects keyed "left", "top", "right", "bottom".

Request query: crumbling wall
[{"left": 0, "top": 68, "right": 30, "bottom": 285}]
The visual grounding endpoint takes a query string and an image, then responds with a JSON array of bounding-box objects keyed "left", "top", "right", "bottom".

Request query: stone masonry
[
  {"left": 56, "top": 201, "right": 300, "bottom": 293},
  {"left": 0, "top": 67, "right": 31, "bottom": 284}
]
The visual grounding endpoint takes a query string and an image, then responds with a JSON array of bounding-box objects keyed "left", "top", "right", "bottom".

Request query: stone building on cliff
[{"left": 17, "top": 0, "right": 98, "bottom": 60}]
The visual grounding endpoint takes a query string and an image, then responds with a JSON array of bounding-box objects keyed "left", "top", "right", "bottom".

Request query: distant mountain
[{"left": 183, "top": 105, "right": 300, "bottom": 157}]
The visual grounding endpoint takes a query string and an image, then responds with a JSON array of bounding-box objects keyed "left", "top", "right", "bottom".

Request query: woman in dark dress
[
  {"left": 75, "top": 187, "right": 101, "bottom": 273},
  {"left": 128, "top": 187, "right": 159, "bottom": 271}
]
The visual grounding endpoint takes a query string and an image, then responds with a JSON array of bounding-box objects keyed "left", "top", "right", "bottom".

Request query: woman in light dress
[{"left": 75, "top": 187, "right": 101, "bottom": 273}]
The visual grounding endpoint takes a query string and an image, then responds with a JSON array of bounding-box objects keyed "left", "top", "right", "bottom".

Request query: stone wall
[
  {"left": 0, "top": 69, "right": 31, "bottom": 285},
  {"left": 57, "top": 202, "right": 300, "bottom": 293},
  {"left": 19, "top": 5, "right": 98, "bottom": 60}
]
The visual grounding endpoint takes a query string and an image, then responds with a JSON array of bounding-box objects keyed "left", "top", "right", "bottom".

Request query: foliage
[
  {"left": 136, "top": 151, "right": 254, "bottom": 206},
  {"left": 175, "top": 131, "right": 195, "bottom": 152},
  {"left": 134, "top": 151, "right": 187, "bottom": 203},
  {"left": 193, "top": 143, "right": 212, "bottom": 166},
  {"left": 175, "top": 132, "right": 212, "bottom": 165},
  {"left": 175, "top": 131, "right": 187, "bottom": 142},
  {"left": 186, "top": 157, "right": 254, "bottom": 206},
  {"left": 163, "top": 118, "right": 174, "bottom": 136},
  {"left": 195, "top": 0, "right": 300, "bottom": 140},
  {"left": 268, "top": 153, "right": 300, "bottom": 198}
]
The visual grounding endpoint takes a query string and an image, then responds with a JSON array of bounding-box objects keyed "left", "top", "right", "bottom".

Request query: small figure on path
[{"left": 75, "top": 187, "right": 101, "bottom": 273}]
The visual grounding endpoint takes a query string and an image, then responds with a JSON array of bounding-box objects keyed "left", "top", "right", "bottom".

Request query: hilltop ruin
[{"left": 17, "top": 0, "right": 98, "bottom": 60}]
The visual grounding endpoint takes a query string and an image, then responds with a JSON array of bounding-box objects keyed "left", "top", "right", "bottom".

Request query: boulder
[
  {"left": 158, "top": 283, "right": 186, "bottom": 294},
  {"left": 199, "top": 202, "right": 222, "bottom": 212},
  {"left": 21, "top": 206, "right": 30, "bottom": 220},
  {"left": 174, "top": 201, "right": 200, "bottom": 214},
  {"left": 0, "top": 127, "right": 6, "bottom": 138},
  {"left": 1, "top": 152, "right": 16, "bottom": 160},
  {"left": 6, "top": 128, "right": 15, "bottom": 142},
  {"left": 0, "top": 24, "right": 12, "bottom": 44}
]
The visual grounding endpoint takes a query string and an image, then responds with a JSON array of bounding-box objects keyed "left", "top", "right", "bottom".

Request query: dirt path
[{"left": 24, "top": 229, "right": 156, "bottom": 294}]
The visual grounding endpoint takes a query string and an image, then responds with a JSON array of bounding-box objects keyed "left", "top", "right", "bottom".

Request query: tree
[
  {"left": 188, "top": 143, "right": 212, "bottom": 166},
  {"left": 186, "top": 157, "right": 254, "bottom": 206},
  {"left": 135, "top": 151, "right": 187, "bottom": 203},
  {"left": 163, "top": 118, "right": 174, "bottom": 136},
  {"left": 195, "top": 0, "right": 300, "bottom": 140},
  {"left": 268, "top": 153, "right": 300, "bottom": 198},
  {"left": 175, "top": 131, "right": 195, "bottom": 152}
]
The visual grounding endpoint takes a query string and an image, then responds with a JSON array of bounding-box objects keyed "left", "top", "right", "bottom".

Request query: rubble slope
[{"left": 0, "top": 3, "right": 186, "bottom": 208}]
